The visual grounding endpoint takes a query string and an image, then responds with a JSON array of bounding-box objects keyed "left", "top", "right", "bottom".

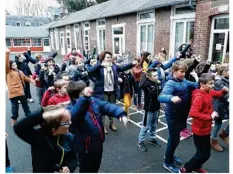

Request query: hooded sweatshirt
[
  {"left": 189, "top": 89, "right": 226, "bottom": 136},
  {"left": 41, "top": 90, "right": 70, "bottom": 107}
]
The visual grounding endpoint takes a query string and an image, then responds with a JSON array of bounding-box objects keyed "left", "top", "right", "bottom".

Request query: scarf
[{"left": 103, "top": 63, "right": 114, "bottom": 86}]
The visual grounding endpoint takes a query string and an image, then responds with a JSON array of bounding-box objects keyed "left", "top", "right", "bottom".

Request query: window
[
  {"left": 13, "top": 39, "right": 31, "bottom": 46},
  {"left": 84, "top": 23, "right": 89, "bottom": 27},
  {"left": 173, "top": 20, "right": 194, "bottom": 55},
  {"left": 84, "top": 29, "right": 89, "bottom": 50},
  {"left": 175, "top": 6, "right": 196, "bottom": 15},
  {"left": 214, "top": 18, "right": 229, "bottom": 30},
  {"left": 43, "top": 38, "right": 50, "bottom": 46},
  {"left": 67, "top": 32, "right": 70, "bottom": 37},
  {"left": 25, "top": 22, "right": 31, "bottom": 27},
  {"left": 39, "top": 23, "right": 44, "bottom": 26},
  {"left": 139, "top": 12, "right": 154, "bottom": 20},
  {"left": 32, "top": 38, "right": 42, "bottom": 46},
  {"left": 15, "top": 22, "right": 21, "bottom": 26},
  {"left": 6, "top": 39, "right": 11, "bottom": 47},
  {"left": 74, "top": 24, "right": 79, "bottom": 29},
  {"left": 97, "top": 19, "right": 106, "bottom": 26},
  {"left": 97, "top": 29, "right": 106, "bottom": 52},
  {"left": 113, "top": 27, "right": 123, "bottom": 35},
  {"left": 139, "top": 24, "right": 154, "bottom": 54}
]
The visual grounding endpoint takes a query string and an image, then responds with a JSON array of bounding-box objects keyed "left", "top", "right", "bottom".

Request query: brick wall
[
  {"left": 105, "top": 13, "right": 137, "bottom": 58},
  {"left": 193, "top": 0, "right": 211, "bottom": 60},
  {"left": 154, "top": 6, "right": 171, "bottom": 57}
]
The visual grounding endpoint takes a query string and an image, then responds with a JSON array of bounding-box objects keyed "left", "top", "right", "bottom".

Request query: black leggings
[{"left": 6, "top": 140, "right": 10, "bottom": 167}]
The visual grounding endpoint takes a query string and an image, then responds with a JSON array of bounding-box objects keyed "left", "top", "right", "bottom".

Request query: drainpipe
[{"left": 189, "top": 0, "right": 194, "bottom": 10}]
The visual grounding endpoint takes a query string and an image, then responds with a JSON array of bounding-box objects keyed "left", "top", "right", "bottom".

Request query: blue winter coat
[
  {"left": 88, "top": 62, "right": 134, "bottom": 100},
  {"left": 158, "top": 76, "right": 198, "bottom": 120},
  {"left": 149, "top": 57, "right": 177, "bottom": 87},
  {"left": 67, "top": 96, "right": 126, "bottom": 153}
]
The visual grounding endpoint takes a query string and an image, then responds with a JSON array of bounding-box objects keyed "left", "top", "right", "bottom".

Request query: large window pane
[
  {"left": 212, "top": 33, "right": 225, "bottom": 62},
  {"left": 214, "top": 18, "right": 229, "bottom": 29},
  {"left": 186, "top": 21, "right": 194, "bottom": 43},
  {"left": 140, "top": 25, "right": 146, "bottom": 51},
  {"left": 174, "top": 22, "right": 184, "bottom": 54},
  {"left": 113, "top": 27, "right": 123, "bottom": 35},
  {"left": 147, "top": 25, "right": 153, "bottom": 54},
  {"left": 140, "top": 12, "right": 154, "bottom": 20},
  {"left": 32, "top": 39, "right": 42, "bottom": 46},
  {"left": 43, "top": 38, "right": 50, "bottom": 46}
]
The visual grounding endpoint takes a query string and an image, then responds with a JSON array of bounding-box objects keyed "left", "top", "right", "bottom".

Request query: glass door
[{"left": 211, "top": 33, "right": 225, "bottom": 63}]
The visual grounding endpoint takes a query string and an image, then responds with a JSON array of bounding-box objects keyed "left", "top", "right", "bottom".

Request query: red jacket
[
  {"left": 41, "top": 90, "right": 70, "bottom": 107},
  {"left": 189, "top": 89, "right": 226, "bottom": 136},
  {"left": 32, "top": 73, "right": 44, "bottom": 88},
  {"left": 132, "top": 65, "right": 143, "bottom": 82},
  {"left": 63, "top": 52, "right": 83, "bottom": 63}
]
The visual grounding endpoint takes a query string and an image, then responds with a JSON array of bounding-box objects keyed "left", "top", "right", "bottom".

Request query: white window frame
[
  {"left": 137, "top": 10, "right": 155, "bottom": 55},
  {"left": 54, "top": 28, "right": 59, "bottom": 50},
  {"left": 15, "top": 21, "right": 21, "bottom": 26},
  {"left": 43, "top": 38, "right": 50, "bottom": 46},
  {"left": 32, "top": 38, "right": 42, "bottom": 47},
  {"left": 208, "top": 14, "right": 229, "bottom": 63},
  {"left": 96, "top": 19, "right": 106, "bottom": 53},
  {"left": 50, "top": 30, "right": 55, "bottom": 49},
  {"left": 60, "top": 31, "right": 65, "bottom": 55},
  {"left": 25, "top": 22, "right": 31, "bottom": 27},
  {"left": 82, "top": 22, "right": 90, "bottom": 51},
  {"left": 169, "top": 5, "right": 195, "bottom": 57},
  {"left": 73, "top": 24, "right": 79, "bottom": 50},
  {"left": 13, "top": 38, "right": 31, "bottom": 47},
  {"left": 112, "top": 23, "right": 126, "bottom": 55}
]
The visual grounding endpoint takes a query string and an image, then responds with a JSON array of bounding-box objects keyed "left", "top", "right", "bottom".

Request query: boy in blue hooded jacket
[
  {"left": 158, "top": 61, "right": 198, "bottom": 173},
  {"left": 66, "top": 80, "right": 128, "bottom": 173}
]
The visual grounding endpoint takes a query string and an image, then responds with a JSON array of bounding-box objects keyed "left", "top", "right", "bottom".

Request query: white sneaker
[
  {"left": 27, "top": 98, "right": 34, "bottom": 103},
  {"left": 18, "top": 100, "right": 21, "bottom": 104}
]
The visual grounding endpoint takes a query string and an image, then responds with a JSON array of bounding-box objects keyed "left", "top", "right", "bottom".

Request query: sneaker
[
  {"left": 11, "top": 119, "right": 17, "bottom": 126},
  {"left": 149, "top": 139, "right": 162, "bottom": 147},
  {"left": 192, "top": 168, "right": 208, "bottom": 173},
  {"left": 173, "top": 156, "right": 183, "bottom": 165},
  {"left": 18, "top": 100, "right": 21, "bottom": 104},
  {"left": 183, "top": 128, "right": 192, "bottom": 137},
  {"left": 6, "top": 166, "right": 13, "bottom": 173},
  {"left": 163, "top": 163, "right": 179, "bottom": 173},
  {"left": 180, "top": 130, "right": 190, "bottom": 139},
  {"left": 104, "top": 128, "right": 108, "bottom": 134},
  {"left": 27, "top": 98, "right": 34, "bottom": 103},
  {"left": 179, "top": 166, "right": 187, "bottom": 173},
  {"left": 137, "top": 141, "right": 148, "bottom": 152}
]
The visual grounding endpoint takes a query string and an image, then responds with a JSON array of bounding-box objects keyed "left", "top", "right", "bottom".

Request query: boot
[
  {"left": 210, "top": 138, "right": 223, "bottom": 152},
  {"left": 219, "top": 130, "right": 229, "bottom": 145}
]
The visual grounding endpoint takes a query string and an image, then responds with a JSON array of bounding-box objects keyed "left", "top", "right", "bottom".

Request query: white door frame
[
  {"left": 208, "top": 14, "right": 229, "bottom": 62},
  {"left": 60, "top": 31, "right": 65, "bottom": 55},
  {"left": 112, "top": 23, "right": 125, "bottom": 55}
]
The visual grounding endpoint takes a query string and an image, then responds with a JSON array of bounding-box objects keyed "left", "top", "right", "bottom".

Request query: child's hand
[
  {"left": 83, "top": 87, "right": 93, "bottom": 97},
  {"left": 171, "top": 96, "right": 181, "bottom": 103},
  {"left": 211, "top": 111, "right": 219, "bottom": 120},
  {"left": 132, "top": 60, "right": 138, "bottom": 66},
  {"left": 119, "top": 116, "right": 128, "bottom": 127},
  {"left": 48, "top": 86, "right": 55, "bottom": 91},
  {"left": 222, "top": 86, "right": 229, "bottom": 93},
  {"left": 118, "top": 78, "right": 123, "bottom": 83},
  {"left": 59, "top": 166, "right": 70, "bottom": 173},
  {"left": 35, "top": 77, "right": 39, "bottom": 81},
  {"left": 30, "top": 79, "right": 36, "bottom": 85},
  {"left": 195, "top": 55, "right": 201, "bottom": 62}
]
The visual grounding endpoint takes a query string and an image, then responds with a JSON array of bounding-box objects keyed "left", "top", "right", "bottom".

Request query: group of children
[{"left": 5, "top": 40, "right": 229, "bottom": 173}]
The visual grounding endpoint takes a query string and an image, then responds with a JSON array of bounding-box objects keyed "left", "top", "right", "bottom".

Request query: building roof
[
  {"left": 6, "top": 27, "right": 49, "bottom": 38},
  {"left": 42, "top": 21, "right": 59, "bottom": 28},
  {"left": 6, "top": 15, "right": 52, "bottom": 24},
  {"left": 50, "top": 0, "right": 188, "bottom": 28}
]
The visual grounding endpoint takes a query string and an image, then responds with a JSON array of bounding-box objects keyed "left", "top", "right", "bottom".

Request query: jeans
[
  {"left": 165, "top": 117, "right": 184, "bottom": 164},
  {"left": 138, "top": 111, "right": 159, "bottom": 143},
  {"left": 133, "top": 82, "right": 142, "bottom": 105},
  {"left": 36, "top": 87, "right": 45, "bottom": 104},
  {"left": 225, "top": 125, "right": 229, "bottom": 134},
  {"left": 10, "top": 95, "right": 31, "bottom": 120},
  {"left": 24, "top": 82, "right": 32, "bottom": 99},
  {"left": 184, "top": 134, "right": 211, "bottom": 172},
  {"left": 211, "top": 119, "right": 229, "bottom": 138},
  {"left": 79, "top": 147, "right": 103, "bottom": 173},
  {"left": 103, "top": 92, "right": 116, "bottom": 125}
]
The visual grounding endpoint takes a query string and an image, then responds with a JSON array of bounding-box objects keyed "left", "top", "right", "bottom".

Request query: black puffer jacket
[
  {"left": 14, "top": 109, "right": 78, "bottom": 173},
  {"left": 213, "top": 76, "right": 229, "bottom": 119}
]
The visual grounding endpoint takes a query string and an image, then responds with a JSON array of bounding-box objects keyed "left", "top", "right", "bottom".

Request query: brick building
[{"left": 47, "top": 0, "right": 229, "bottom": 63}]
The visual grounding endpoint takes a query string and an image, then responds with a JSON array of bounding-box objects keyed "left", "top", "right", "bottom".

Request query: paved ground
[{"left": 5, "top": 53, "right": 229, "bottom": 173}]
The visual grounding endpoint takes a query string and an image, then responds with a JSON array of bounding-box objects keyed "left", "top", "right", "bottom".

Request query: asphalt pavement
[{"left": 5, "top": 54, "right": 229, "bottom": 173}]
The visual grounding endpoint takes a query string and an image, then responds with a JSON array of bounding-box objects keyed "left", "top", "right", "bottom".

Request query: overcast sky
[{"left": 6, "top": 0, "right": 60, "bottom": 14}]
